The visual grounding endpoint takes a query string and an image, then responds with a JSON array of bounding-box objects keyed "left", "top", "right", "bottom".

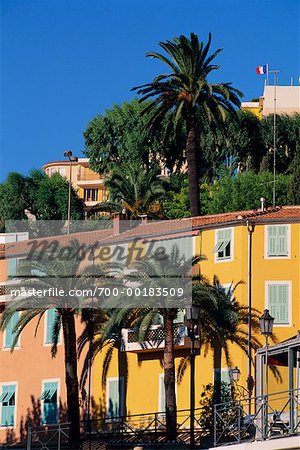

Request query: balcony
[{"left": 122, "top": 323, "right": 199, "bottom": 353}]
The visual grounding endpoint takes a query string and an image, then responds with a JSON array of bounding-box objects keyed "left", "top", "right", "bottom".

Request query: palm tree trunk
[
  {"left": 186, "top": 113, "right": 200, "bottom": 217},
  {"left": 62, "top": 311, "right": 81, "bottom": 445},
  {"left": 164, "top": 314, "right": 177, "bottom": 441}
]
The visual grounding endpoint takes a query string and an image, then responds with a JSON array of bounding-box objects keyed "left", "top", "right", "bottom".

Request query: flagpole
[
  {"left": 269, "top": 69, "right": 279, "bottom": 206},
  {"left": 266, "top": 64, "right": 269, "bottom": 86}
]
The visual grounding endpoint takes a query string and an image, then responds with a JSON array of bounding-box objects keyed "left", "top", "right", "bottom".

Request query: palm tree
[
  {"left": 0, "top": 240, "right": 91, "bottom": 445},
  {"left": 91, "top": 162, "right": 169, "bottom": 219},
  {"left": 178, "top": 277, "right": 279, "bottom": 406},
  {"left": 133, "top": 33, "right": 242, "bottom": 216},
  {"left": 78, "top": 308, "right": 131, "bottom": 420}
]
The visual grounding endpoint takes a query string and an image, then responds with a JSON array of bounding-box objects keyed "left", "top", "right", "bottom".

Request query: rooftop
[{"left": 3, "top": 205, "right": 300, "bottom": 257}]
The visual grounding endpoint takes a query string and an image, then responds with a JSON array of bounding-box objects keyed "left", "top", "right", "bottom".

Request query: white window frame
[
  {"left": 43, "top": 310, "right": 62, "bottom": 347},
  {"left": 265, "top": 281, "right": 292, "bottom": 327},
  {"left": 214, "top": 228, "right": 234, "bottom": 263},
  {"left": 264, "top": 224, "right": 291, "bottom": 259},
  {"left": 106, "top": 377, "right": 125, "bottom": 417},
  {"left": 2, "top": 311, "right": 21, "bottom": 351},
  {"left": 0, "top": 381, "right": 18, "bottom": 429},
  {"left": 41, "top": 378, "right": 60, "bottom": 425}
]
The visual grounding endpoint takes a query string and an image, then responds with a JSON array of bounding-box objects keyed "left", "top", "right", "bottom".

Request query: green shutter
[
  {"left": 4, "top": 312, "right": 19, "bottom": 348},
  {"left": 7, "top": 259, "right": 17, "bottom": 277},
  {"left": 268, "top": 284, "right": 289, "bottom": 324},
  {"left": 107, "top": 379, "right": 119, "bottom": 418},
  {"left": 45, "top": 309, "right": 60, "bottom": 344},
  {"left": 277, "top": 226, "right": 288, "bottom": 255},
  {"left": 1, "top": 385, "right": 16, "bottom": 426},
  {"left": 159, "top": 375, "right": 165, "bottom": 413},
  {"left": 267, "top": 226, "right": 288, "bottom": 256},
  {"left": 42, "top": 381, "right": 58, "bottom": 424},
  {"left": 221, "top": 369, "right": 232, "bottom": 385}
]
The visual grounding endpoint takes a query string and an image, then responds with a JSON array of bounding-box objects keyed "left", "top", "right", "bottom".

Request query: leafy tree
[
  {"left": 0, "top": 170, "right": 84, "bottom": 230},
  {"left": 91, "top": 162, "right": 169, "bottom": 219},
  {"left": 33, "top": 173, "right": 84, "bottom": 220},
  {"left": 84, "top": 99, "right": 185, "bottom": 175},
  {"left": 261, "top": 113, "right": 300, "bottom": 173},
  {"left": 288, "top": 143, "right": 300, "bottom": 204},
  {"left": 133, "top": 32, "right": 242, "bottom": 216},
  {"left": 201, "top": 172, "right": 291, "bottom": 214}
]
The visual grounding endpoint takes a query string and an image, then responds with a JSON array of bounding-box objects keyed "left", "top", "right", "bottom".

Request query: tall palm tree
[
  {"left": 79, "top": 243, "right": 197, "bottom": 441},
  {"left": 0, "top": 240, "right": 91, "bottom": 445},
  {"left": 133, "top": 33, "right": 243, "bottom": 216},
  {"left": 91, "top": 162, "right": 169, "bottom": 219}
]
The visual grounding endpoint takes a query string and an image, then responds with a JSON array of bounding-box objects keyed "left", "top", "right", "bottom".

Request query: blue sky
[{"left": 1, "top": 0, "right": 299, "bottom": 180}]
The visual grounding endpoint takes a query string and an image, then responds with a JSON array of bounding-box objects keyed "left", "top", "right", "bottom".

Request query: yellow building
[
  {"left": 91, "top": 205, "right": 300, "bottom": 419},
  {"left": 241, "top": 85, "right": 300, "bottom": 119},
  {"left": 42, "top": 158, "right": 108, "bottom": 216}
]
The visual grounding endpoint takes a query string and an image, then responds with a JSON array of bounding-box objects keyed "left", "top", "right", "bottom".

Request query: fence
[
  {"left": 214, "top": 388, "right": 300, "bottom": 446},
  {"left": 26, "top": 423, "right": 70, "bottom": 449},
  {"left": 81, "top": 407, "right": 210, "bottom": 446}
]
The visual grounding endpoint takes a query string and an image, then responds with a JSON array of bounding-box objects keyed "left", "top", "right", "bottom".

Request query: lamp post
[
  {"left": 259, "top": 309, "right": 274, "bottom": 397},
  {"left": 259, "top": 309, "right": 274, "bottom": 437},
  {"left": 231, "top": 366, "right": 241, "bottom": 383},
  {"left": 186, "top": 304, "right": 201, "bottom": 448},
  {"left": 64, "top": 150, "right": 78, "bottom": 234},
  {"left": 231, "top": 366, "right": 251, "bottom": 399}
]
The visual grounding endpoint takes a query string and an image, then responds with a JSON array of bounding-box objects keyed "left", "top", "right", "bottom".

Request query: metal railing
[
  {"left": 26, "top": 422, "right": 70, "bottom": 449},
  {"left": 81, "top": 407, "right": 210, "bottom": 446},
  {"left": 214, "top": 388, "right": 300, "bottom": 446}
]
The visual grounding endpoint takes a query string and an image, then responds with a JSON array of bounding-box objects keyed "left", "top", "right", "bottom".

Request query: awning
[
  {"left": 0, "top": 391, "right": 14, "bottom": 403},
  {"left": 212, "top": 239, "right": 230, "bottom": 253},
  {"left": 39, "top": 388, "right": 56, "bottom": 401}
]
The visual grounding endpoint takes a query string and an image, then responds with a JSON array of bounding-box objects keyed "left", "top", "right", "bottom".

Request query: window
[
  {"left": 3, "top": 312, "right": 20, "bottom": 349},
  {"left": 84, "top": 189, "right": 98, "bottom": 202},
  {"left": 45, "top": 309, "right": 61, "bottom": 345},
  {"left": 174, "top": 309, "right": 185, "bottom": 324},
  {"left": 40, "top": 381, "right": 58, "bottom": 424},
  {"left": 267, "top": 283, "right": 290, "bottom": 325},
  {"left": 266, "top": 225, "right": 289, "bottom": 257},
  {"left": 0, "top": 384, "right": 16, "bottom": 427},
  {"left": 7, "top": 259, "right": 18, "bottom": 277},
  {"left": 58, "top": 167, "right": 66, "bottom": 177},
  {"left": 214, "top": 228, "right": 233, "bottom": 261},
  {"left": 106, "top": 378, "right": 124, "bottom": 418},
  {"left": 214, "top": 368, "right": 233, "bottom": 399},
  {"left": 149, "top": 237, "right": 192, "bottom": 261}
]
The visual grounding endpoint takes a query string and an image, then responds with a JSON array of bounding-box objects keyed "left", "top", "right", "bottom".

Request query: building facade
[
  {"left": 91, "top": 206, "right": 300, "bottom": 420},
  {"left": 241, "top": 85, "right": 300, "bottom": 118},
  {"left": 42, "top": 158, "right": 108, "bottom": 217},
  {"left": 1, "top": 206, "right": 300, "bottom": 443}
]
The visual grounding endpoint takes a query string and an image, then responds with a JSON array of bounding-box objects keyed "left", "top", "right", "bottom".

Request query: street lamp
[
  {"left": 186, "top": 304, "right": 201, "bottom": 448},
  {"left": 231, "top": 367, "right": 241, "bottom": 383},
  {"left": 64, "top": 150, "right": 78, "bottom": 234},
  {"left": 231, "top": 366, "right": 251, "bottom": 399},
  {"left": 259, "top": 309, "right": 274, "bottom": 397}
]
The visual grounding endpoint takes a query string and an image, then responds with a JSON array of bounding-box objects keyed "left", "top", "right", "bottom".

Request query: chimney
[
  {"left": 113, "top": 215, "right": 120, "bottom": 235},
  {"left": 138, "top": 214, "right": 148, "bottom": 225},
  {"left": 260, "top": 197, "right": 267, "bottom": 212}
]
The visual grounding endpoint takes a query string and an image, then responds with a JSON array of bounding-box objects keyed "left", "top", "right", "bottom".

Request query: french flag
[{"left": 256, "top": 65, "right": 268, "bottom": 75}]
